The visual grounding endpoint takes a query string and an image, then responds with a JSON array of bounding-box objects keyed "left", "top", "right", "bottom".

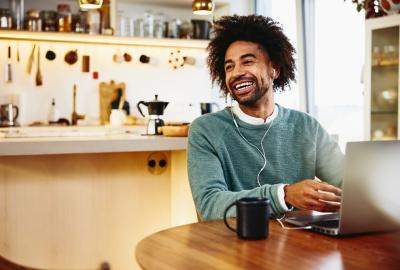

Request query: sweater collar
[{"left": 231, "top": 104, "right": 279, "bottom": 125}]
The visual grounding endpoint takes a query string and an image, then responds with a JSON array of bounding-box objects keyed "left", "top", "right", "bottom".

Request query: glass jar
[
  {"left": 72, "top": 12, "right": 87, "bottom": 33},
  {"left": 10, "top": 0, "right": 24, "bottom": 30},
  {"left": 25, "top": 9, "right": 41, "bottom": 31},
  {"left": 153, "top": 12, "right": 165, "bottom": 38},
  {"left": 57, "top": 4, "right": 71, "bottom": 32},
  {"left": 143, "top": 10, "right": 154, "bottom": 37},
  {"left": 167, "top": 18, "right": 181, "bottom": 39},
  {"left": 134, "top": 18, "right": 144, "bottom": 37},
  {"left": 87, "top": 9, "right": 100, "bottom": 35},
  {"left": 40, "top": 10, "right": 57, "bottom": 32},
  {"left": 0, "top": 9, "right": 12, "bottom": 29}
]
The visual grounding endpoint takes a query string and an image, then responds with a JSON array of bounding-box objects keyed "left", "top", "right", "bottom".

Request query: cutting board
[{"left": 99, "top": 80, "right": 126, "bottom": 125}]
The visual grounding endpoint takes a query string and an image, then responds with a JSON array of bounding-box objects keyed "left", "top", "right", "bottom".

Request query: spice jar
[
  {"left": 57, "top": 4, "right": 71, "bottom": 32},
  {"left": 0, "top": 9, "right": 12, "bottom": 29},
  {"left": 25, "top": 9, "right": 42, "bottom": 31},
  {"left": 40, "top": 10, "right": 57, "bottom": 32},
  {"left": 72, "top": 12, "right": 87, "bottom": 33}
]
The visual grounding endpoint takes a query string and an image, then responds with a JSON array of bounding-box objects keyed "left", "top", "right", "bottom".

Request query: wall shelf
[{"left": 0, "top": 30, "right": 209, "bottom": 49}]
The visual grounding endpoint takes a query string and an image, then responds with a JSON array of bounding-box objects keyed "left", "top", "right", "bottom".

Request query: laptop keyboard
[{"left": 312, "top": 219, "right": 339, "bottom": 228}]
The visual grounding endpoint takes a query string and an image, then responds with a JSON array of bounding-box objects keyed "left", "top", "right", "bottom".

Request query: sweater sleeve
[
  {"left": 188, "top": 120, "right": 286, "bottom": 221},
  {"left": 315, "top": 123, "right": 345, "bottom": 187}
]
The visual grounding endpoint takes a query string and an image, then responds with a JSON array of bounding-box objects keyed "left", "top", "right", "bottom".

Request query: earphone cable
[{"left": 230, "top": 107, "right": 274, "bottom": 187}]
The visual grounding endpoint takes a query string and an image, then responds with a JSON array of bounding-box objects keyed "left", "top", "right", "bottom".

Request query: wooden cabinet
[{"left": 365, "top": 14, "right": 400, "bottom": 140}]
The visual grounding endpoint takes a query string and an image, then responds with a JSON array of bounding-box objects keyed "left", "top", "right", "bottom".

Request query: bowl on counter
[{"left": 158, "top": 124, "right": 189, "bottom": 137}]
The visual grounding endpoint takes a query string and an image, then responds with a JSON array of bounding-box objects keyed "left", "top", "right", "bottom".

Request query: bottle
[
  {"left": 57, "top": 4, "right": 71, "bottom": 32},
  {"left": 99, "top": 0, "right": 113, "bottom": 35},
  {"left": 48, "top": 98, "right": 60, "bottom": 124}
]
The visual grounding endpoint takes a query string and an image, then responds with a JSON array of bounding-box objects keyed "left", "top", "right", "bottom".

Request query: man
[{"left": 188, "top": 15, "right": 344, "bottom": 221}]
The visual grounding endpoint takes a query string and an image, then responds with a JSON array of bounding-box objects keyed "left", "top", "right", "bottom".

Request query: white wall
[
  {"left": 0, "top": 40, "right": 215, "bottom": 125},
  {"left": 0, "top": 0, "right": 257, "bottom": 126}
]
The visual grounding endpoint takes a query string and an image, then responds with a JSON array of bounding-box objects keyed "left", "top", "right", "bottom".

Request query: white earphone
[
  {"left": 230, "top": 108, "right": 274, "bottom": 187},
  {"left": 272, "top": 69, "right": 276, "bottom": 79}
]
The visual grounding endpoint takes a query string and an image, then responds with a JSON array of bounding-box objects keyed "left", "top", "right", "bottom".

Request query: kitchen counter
[
  {"left": 0, "top": 126, "right": 188, "bottom": 156},
  {"left": 0, "top": 126, "right": 196, "bottom": 270}
]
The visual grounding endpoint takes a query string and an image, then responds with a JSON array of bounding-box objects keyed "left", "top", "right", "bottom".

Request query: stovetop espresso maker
[{"left": 137, "top": 95, "right": 169, "bottom": 135}]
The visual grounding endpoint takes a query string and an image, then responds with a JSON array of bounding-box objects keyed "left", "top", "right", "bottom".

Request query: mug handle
[
  {"left": 223, "top": 201, "right": 236, "bottom": 232},
  {"left": 12, "top": 105, "right": 19, "bottom": 121}
]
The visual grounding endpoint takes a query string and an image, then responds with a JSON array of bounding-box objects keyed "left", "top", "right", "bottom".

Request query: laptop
[{"left": 285, "top": 140, "right": 400, "bottom": 236}]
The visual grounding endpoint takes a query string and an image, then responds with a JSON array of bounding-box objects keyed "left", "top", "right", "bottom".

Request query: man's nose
[{"left": 231, "top": 64, "right": 246, "bottom": 80}]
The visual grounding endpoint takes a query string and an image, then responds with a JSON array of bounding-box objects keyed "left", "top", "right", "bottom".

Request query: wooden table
[{"left": 136, "top": 219, "right": 400, "bottom": 270}]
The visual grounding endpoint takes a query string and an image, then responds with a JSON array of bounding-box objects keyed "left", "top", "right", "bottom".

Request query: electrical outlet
[{"left": 147, "top": 152, "right": 168, "bottom": 175}]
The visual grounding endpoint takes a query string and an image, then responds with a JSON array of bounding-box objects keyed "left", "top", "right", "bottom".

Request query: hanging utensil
[
  {"left": 64, "top": 50, "right": 78, "bottom": 65},
  {"left": 26, "top": 44, "right": 36, "bottom": 74},
  {"left": 36, "top": 45, "right": 43, "bottom": 86},
  {"left": 5, "top": 46, "right": 12, "bottom": 83},
  {"left": 16, "top": 44, "right": 20, "bottom": 62},
  {"left": 168, "top": 50, "right": 185, "bottom": 69},
  {"left": 82, "top": 55, "right": 90, "bottom": 72},
  {"left": 45, "top": 50, "right": 56, "bottom": 61},
  {"left": 92, "top": 49, "right": 99, "bottom": 80}
]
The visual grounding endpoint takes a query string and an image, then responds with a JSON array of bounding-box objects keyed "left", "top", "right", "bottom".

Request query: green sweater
[{"left": 188, "top": 105, "right": 344, "bottom": 220}]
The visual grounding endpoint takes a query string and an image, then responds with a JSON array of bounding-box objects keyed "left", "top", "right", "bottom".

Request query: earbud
[{"left": 272, "top": 69, "right": 276, "bottom": 79}]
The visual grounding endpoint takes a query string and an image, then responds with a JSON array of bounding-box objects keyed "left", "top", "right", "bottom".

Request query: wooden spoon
[
  {"left": 26, "top": 44, "right": 36, "bottom": 74},
  {"left": 36, "top": 45, "right": 43, "bottom": 86}
]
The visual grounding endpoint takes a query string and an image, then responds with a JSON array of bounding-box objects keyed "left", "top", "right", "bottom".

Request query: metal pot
[
  {"left": 191, "top": 19, "right": 211, "bottom": 40},
  {"left": 137, "top": 95, "right": 168, "bottom": 117}
]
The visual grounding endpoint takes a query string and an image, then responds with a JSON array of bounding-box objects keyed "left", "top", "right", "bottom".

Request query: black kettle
[{"left": 137, "top": 95, "right": 169, "bottom": 117}]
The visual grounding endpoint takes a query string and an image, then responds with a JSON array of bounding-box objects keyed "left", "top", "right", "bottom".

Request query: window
[
  {"left": 256, "top": 0, "right": 301, "bottom": 110},
  {"left": 313, "top": 0, "right": 365, "bottom": 149}
]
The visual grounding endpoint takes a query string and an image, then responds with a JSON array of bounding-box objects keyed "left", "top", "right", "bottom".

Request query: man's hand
[{"left": 284, "top": 179, "right": 342, "bottom": 212}]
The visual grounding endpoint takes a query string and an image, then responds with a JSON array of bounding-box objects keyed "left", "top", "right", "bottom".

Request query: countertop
[{"left": 0, "top": 126, "right": 188, "bottom": 156}]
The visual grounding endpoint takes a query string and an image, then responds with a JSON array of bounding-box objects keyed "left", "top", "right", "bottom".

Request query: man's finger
[
  {"left": 315, "top": 190, "right": 341, "bottom": 203},
  {"left": 316, "top": 182, "right": 342, "bottom": 196}
]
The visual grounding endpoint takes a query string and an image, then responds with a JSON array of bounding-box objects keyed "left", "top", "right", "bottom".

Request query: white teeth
[{"left": 235, "top": 82, "right": 253, "bottom": 90}]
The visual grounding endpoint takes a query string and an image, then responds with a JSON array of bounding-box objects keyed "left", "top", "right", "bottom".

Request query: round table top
[{"left": 135, "top": 218, "right": 400, "bottom": 270}]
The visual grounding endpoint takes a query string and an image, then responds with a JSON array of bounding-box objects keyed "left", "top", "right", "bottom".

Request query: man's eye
[
  {"left": 243, "top": 60, "right": 254, "bottom": 65},
  {"left": 225, "top": 65, "right": 233, "bottom": 71}
]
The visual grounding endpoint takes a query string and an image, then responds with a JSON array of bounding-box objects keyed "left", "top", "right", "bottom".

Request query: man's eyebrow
[
  {"left": 240, "top": 53, "right": 256, "bottom": 59},
  {"left": 224, "top": 53, "right": 256, "bottom": 65},
  {"left": 224, "top": 59, "right": 233, "bottom": 65}
]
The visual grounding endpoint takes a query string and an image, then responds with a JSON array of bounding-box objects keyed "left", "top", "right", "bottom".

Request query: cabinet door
[{"left": 368, "top": 22, "right": 399, "bottom": 141}]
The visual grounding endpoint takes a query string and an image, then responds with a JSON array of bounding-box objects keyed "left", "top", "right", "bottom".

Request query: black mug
[{"left": 224, "top": 197, "right": 270, "bottom": 240}]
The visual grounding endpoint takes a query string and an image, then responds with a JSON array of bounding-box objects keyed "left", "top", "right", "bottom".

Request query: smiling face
[{"left": 224, "top": 41, "right": 276, "bottom": 107}]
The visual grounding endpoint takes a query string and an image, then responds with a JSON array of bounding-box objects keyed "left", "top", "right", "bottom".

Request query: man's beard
[{"left": 230, "top": 79, "right": 268, "bottom": 107}]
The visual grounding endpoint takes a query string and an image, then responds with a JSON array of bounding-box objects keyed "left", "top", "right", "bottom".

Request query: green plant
[{"left": 345, "top": 0, "right": 366, "bottom": 12}]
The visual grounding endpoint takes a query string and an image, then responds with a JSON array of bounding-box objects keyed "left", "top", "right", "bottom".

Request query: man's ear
[{"left": 272, "top": 65, "right": 280, "bottom": 79}]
